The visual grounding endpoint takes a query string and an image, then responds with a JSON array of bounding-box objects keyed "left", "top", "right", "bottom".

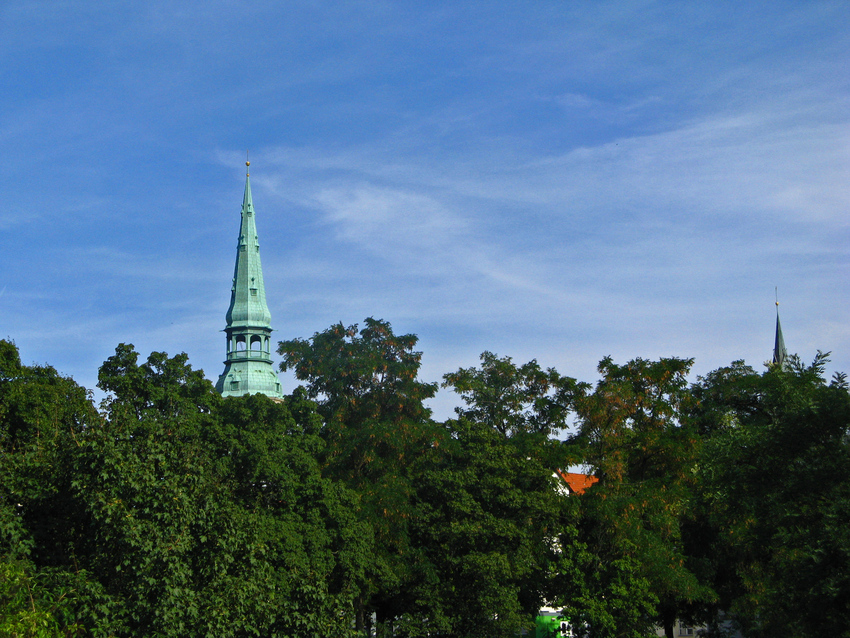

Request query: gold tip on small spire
[{"left": 246, "top": 151, "right": 250, "bottom": 176}]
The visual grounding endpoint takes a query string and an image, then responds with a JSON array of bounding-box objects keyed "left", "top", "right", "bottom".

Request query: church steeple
[
  {"left": 215, "top": 161, "right": 283, "bottom": 398},
  {"left": 772, "top": 293, "right": 788, "bottom": 370}
]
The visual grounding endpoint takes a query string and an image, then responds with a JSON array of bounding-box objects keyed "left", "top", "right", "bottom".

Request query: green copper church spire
[{"left": 215, "top": 160, "right": 283, "bottom": 398}]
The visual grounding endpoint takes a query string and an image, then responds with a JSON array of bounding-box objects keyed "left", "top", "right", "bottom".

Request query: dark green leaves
[
  {"left": 444, "top": 351, "right": 581, "bottom": 439},
  {"left": 3, "top": 334, "right": 848, "bottom": 638},
  {"left": 697, "top": 354, "right": 850, "bottom": 636}
]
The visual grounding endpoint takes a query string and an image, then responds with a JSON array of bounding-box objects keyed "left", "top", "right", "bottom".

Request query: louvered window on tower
[{"left": 250, "top": 288, "right": 258, "bottom": 296}]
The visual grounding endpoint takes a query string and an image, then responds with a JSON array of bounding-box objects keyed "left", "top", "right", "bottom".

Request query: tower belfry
[{"left": 215, "top": 162, "right": 283, "bottom": 398}]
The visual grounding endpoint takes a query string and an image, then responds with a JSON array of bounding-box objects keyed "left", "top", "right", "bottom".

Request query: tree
[
  {"left": 74, "top": 345, "right": 276, "bottom": 636},
  {"left": 279, "top": 318, "right": 439, "bottom": 633},
  {"left": 408, "top": 415, "right": 571, "bottom": 638},
  {"left": 381, "top": 353, "right": 578, "bottom": 638},
  {"left": 3, "top": 339, "right": 372, "bottom": 637},
  {"left": 278, "top": 318, "right": 437, "bottom": 481},
  {"left": 564, "top": 357, "right": 713, "bottom": 638},
  {"left": 97, "top": 342, "right": 221, "bottom": 427},
  {"left": 90, "top": 344, "right": 369, "bottom": 637},
  {"left": 697, "top": 353, "right": 850, "bottom": 637},
  {"left": 0, "top": 340, "right": 117, "bottom": 636},
  {"left": 210, "top": 390, "right": 371, "bottom": 637},
  {"left": 444, "top": 351, "right": 575, "bottom": 440}
]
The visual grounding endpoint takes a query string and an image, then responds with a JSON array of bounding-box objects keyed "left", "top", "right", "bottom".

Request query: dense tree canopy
[
  {"left": 279, "top": 319, "right": 440, "bottom": 634},
  {"left": 695, "top": 354, "right": 850, "bottom": 637},
  {"left": 2, "top": 341, "right": 368, "bottom": 637},
  {"left": 562, "top": 357, "right": 712, "bottom": 638},
  {"left": 2, "top": 328, "right": 848, "bottom": 638}
]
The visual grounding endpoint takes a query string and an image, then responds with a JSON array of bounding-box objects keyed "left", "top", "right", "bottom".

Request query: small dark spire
[{"left": 773, "top": 289, "right": 788, "bottom": 369}]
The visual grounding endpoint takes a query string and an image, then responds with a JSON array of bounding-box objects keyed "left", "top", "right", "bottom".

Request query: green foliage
[
  {"left": 279, "top": 318, "right": 438, "bottom": 481},
  {"left": 97, "top": 343, "right": 220, "bottom": 426},
  {"left": 0, "top": 340, "right": 117, "bottom": 636},
  {"left": 687, "top": 360, "right": 761, "bottom": 436},
  {"left": 556, "top": 537, "right": 658, "bottom": 638},
  {"left": 408, "top": 416, "right": 570, "bottom": 638},
  {"left": 698, "top": 353, "right": 850, "bottom": 637},
  {"left": 1, "top": 559, "right": 72, "bottom": 638},
  {"left": 74, "top": 346, "right": 276, "bottom": 635},
  {"left": 0, "top": 558, "right": 117, "bottom": 638},
  {"left": 565, "top": 357, "right": 713, "bottom": 638},
  {"left": 1, "top": 340, "right": 369, "bottom": 637},
  {"left": 3, "top": 332, "right": 849, "bottom": 638},
  {"left": 88, "top": 345, "right": 367, "bottom": 637},
  {"left": 279, "top": 319, "right": 439, "bottom": 632},
  {"left": 211, "top": 391, "right": 371, "bottom": 634},
  {"left": 0, "top": 342, "right": 90, "bottom": 559},
  {"left": 0, "top": 340, "right": 22, "bottom": 378},
  {"left": 445, "top": 351, "right": 578, "bottom": 439},
  {"left": 393, "top": 354, "right": 579, "bottom": 637}
]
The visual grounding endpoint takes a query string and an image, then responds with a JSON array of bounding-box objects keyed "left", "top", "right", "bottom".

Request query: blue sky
[{"left": 2, "top": 1, "right": 848, "bottom": 420}]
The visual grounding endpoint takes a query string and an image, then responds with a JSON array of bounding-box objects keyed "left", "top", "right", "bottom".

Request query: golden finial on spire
[
  {"left": 246, "top": 150, "right": 250, "bottom": 176},
  {"left": 775, "top": 286, "right": 779, "bottom": 308}
]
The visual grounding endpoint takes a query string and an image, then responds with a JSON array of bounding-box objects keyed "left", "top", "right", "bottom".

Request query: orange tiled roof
[{"left": 556, "top": 470, "right": 598, "bottom": 495}]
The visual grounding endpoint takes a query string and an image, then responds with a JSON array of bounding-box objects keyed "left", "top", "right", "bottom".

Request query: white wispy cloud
[
  {"left": 235, "top": 72, "right": 848, "bottom": 405},
  {"left": 1, "top": 1, "right": 847, "bottom": 421}
]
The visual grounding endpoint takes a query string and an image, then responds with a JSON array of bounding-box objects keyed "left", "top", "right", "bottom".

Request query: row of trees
[{"left": 1, "top": 318, "right": 849, "bottom": 638}]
